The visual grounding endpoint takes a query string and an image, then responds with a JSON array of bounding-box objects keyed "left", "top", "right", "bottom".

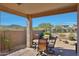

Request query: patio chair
[
  {"left": 75, "top": 43, "right": 77, "bottom": 55},
  {"left": 32, "top": 31, "right": 39, "bottom": 49},
  {"left": 36, "top": 50, "right": 48, "bottom": 56},
  {"left": 32, "top": 39, "right": 38, "bottom": 49},
  {"left": 38, "top": 39, "right": 48, "bottom": 52},
  {"left": 47, "top": 36, "right": 57, "bottom": 54}
]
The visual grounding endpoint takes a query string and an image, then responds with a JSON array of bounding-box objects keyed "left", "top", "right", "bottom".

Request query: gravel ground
[{"left": 54, "top": 38, "right": 76, "bottom": 56}]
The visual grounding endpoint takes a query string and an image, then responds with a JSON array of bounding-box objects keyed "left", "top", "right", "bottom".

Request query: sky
[{"left": 0, "top": 11, "right": 77, "bottom": 27}]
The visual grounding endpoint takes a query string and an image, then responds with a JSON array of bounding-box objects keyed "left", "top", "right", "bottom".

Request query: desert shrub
[
  {"left": 59, "top": 33, "right": 66, "bottom": 37},
  {"left": 68, "top": 33, "right": 76, "bottom": 41},
  {"left": 63, "top": 41, "right": 69, "bottom": 44}
]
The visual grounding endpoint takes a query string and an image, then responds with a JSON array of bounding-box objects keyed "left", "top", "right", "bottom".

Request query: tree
[
  {"left": 54, "top": 25, "right": 63, "bottom": 33},
  {"left": 38, "top": 23, "right": 53, "bottom": 31}
]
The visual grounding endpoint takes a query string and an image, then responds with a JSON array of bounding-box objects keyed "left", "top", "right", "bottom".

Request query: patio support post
[
  {"left": 26, "top": 15, "right": 32, "bottom": 48},
  {"left": 77, "top": 4, "right": 79, "bottom": 55}
]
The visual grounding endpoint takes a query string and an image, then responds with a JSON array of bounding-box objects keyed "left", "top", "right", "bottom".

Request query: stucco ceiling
[
  {"left": 0, "top": 3, "right": 77, "bottom": 18},
  {"left": 0, "top": 3, "right": 76, "bottom": 14}
]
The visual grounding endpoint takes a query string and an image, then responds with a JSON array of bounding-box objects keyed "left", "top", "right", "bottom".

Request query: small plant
[
  {"left": 43, "top": 31, "right": 51, "bottom": 39},
  {"left": 0, "top": 35, "right": 11, "bottom": 50},
  {"left": 63, "top": 40, "right": 69, "bottom": 44},
  {"left": 59, "top": 33, "right": 66, "bottom": 37},
  {"left": 44, "top": 31, "right": 50, "bottom": 35},
  {"left": 68, "top": 33, "right": 76, "bottom": 41},
  {"left": 59, "top": 33, "right": 66, "bottom": 39}
]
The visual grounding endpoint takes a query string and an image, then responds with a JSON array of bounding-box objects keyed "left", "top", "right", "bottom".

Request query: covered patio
[{"left": 0, "top": 3, "right": 78, "bottom": 56}]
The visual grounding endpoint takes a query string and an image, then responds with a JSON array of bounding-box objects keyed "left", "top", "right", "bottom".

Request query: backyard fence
[{"left": 0, "top": 30, "right": 26, "bottom": 55}]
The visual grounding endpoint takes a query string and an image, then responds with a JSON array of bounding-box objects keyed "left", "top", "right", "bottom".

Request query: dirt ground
[{"left": 54, "top": 38, "right": 77, "bottom": 56}]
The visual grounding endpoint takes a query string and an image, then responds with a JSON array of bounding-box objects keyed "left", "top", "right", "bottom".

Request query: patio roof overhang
[
  {"left": 0, "top": 3, "right": 78, "bottom": 48},
  {"left": 0, "top": 3, "right": 77, "bottom": 18}
]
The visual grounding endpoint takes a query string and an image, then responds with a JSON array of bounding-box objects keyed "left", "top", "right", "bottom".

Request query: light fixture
[{"left": 17, "top": 3, "right": 22, "bottom": 5}]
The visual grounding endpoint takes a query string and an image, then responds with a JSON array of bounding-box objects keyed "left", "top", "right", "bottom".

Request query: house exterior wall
[{"left": 77, "top": 4, "right": 79, "bottom": 55}]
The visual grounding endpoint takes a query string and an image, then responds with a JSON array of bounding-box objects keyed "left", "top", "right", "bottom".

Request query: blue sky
[{"left": 0, "top": 11, "right": 77, "bottom": 27}]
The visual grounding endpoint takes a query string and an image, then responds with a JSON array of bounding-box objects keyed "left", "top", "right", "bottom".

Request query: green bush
[
  {"left": 59, "top": 33, "right": 65, "bottom": 37},
  {"left": 44, "top": 31, "right": 50, "bottom": 35},
  {"left": 63, "top": 41, "right": 69, "bottom": 44},
  {"left": 0, "top": 35, "right": 11, "bottom": 49},
  {"left": 68, "top": 33, "right": 76, "bottom": 41}
]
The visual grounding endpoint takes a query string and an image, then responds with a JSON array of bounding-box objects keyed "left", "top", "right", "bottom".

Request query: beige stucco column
[
  {"left": 26, "top": 16, "right": 32, "bottom": 48},
  {"left": 77, "top": 4, "right": 79, "bottom": 55}
]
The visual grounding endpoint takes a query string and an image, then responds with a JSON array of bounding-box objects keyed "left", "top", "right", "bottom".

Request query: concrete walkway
[{"left": 7, "top": 48, "right": 38, "bottom": 56}]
